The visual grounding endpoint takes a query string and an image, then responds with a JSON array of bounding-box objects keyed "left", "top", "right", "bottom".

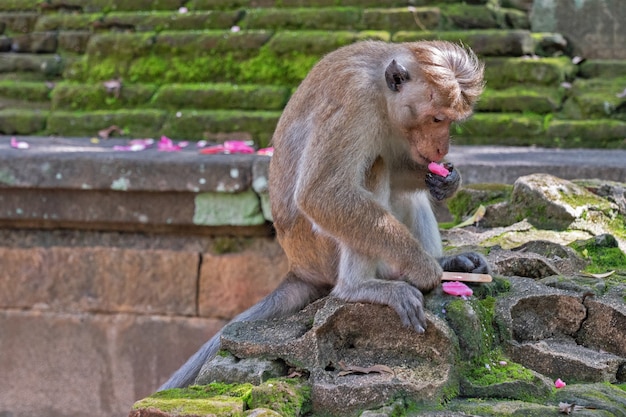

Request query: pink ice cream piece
[
  {"left": 428, "top": 162, "right": 450, "bottom": 177},
  {"left": 442, "top": 281, "right": 473, "bottom": 297},
  {"left": 554, "top": 378, "right": 566, "bottom": 389}
]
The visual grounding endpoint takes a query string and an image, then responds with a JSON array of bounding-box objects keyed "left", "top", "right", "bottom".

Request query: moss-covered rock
[
  {"left": 160, "top": 109, "right": 280, "bottom": 145},
  {"left": 561, "top": 76, "right": 626, "bottom": 121},
  {"left": 546, "top": 119, "right": 626, "bottom": 149},
  {"left": 0, "top": 108, "right": 47, "bottom": 134},
  {"left": 394, "top": 29, "right": 534, "bottom": 56},
  {"left": 580, "top": 59, "right": 626, "bottom": 79},
  {"left": 33, "top": 13, "right": 101, "bottom": 31},
  {"left": 362, "top": 7, "right": 440, "bottom": 32},
  {"left": 455, "top": 112, "right": 546, "bottom": 145},
  {"left": 484, "top": 56, "right": 577, "bottom": 88},
  {"left": 478, "top": 85, "right": 563, "bottom": 113},
  {"left": 0, "top": 1, "right": 39, "bottom": 12},
  {"left": 50, "top": 82, "right": 157, "bottom": 111},
  {"left": 152, "top": 83, "right": 290, "bottom": 111},
  {"left": 440, "top": 4, "right": 500, "bottom": 30},
  {"left": 46, "top": 109, "right": 167, "bottom": 138},
  {"left": 0, "top": 80, "right": 51, "bottom": 102},
  {"left": 241, "top": 7, "right": 363, "bottom": 31}
]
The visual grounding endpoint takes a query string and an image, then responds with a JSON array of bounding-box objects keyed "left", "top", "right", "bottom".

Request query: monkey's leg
[
  {"left": 332, "top": 245, "right": 427, "bottom": 333},
  {"left": 158, "top": 273, "right": 329, "bottom": 390}
]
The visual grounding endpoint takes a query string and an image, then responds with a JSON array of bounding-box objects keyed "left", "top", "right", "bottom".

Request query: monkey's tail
[{"left": 158, "top": 273, "right": 330, "bottom": 391}]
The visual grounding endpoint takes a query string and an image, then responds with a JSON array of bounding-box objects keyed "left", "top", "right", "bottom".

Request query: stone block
[
  {"left": 0, "top": 246, "right": 199, "bottom": 315},
  {"left": 193, "top": 190, "right": 266, "bottom": 226},
  {"left": 57, "top": 31, "right": 92, "bottom": 54},
  {"left": 242, "top": 7, "right": 363, "bottom": 31},
  {"left": 0, "top": 108, "right": 46, "bottom": 134},
  {"left": 362, "top": 8, "right": 440, "bottom": 31},
  {"left": 199, "top": 238, "right": 288, "bottom": 319},
  {"left": 531, "top": 0, "right": 626, "bottom": 59},
  {"left": 0, "top": 12, "right": 38, "bottom": 33},
  {"left": 0, "top": 310, "right": 224, "bottom": 417},
  {"left": 46, "top": 109, "right": 167, "bottom": 138},
  {"left": 11, "top": 32, "right": 58, "bottom": 53}
]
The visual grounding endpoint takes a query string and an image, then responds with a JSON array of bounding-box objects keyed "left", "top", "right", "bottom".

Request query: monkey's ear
[{"left": 385, "top": 59, "right": 410, "bottom": 92}]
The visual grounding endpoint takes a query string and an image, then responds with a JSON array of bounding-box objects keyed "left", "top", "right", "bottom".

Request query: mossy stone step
[
  {"left": 561, "top": 76, "right": 626, "bottom": 121},
  {"left": 0, "top": 12, "right": 38, "bottom": 33},
  {"left": 151, "top": 83, "right": 290, "bottom": 111},
  {"left": 457, "top": 113, "right": 626, "bottom": 148},
  {"left": 189, "top": 0, "right": 486, "bottom": 11},
  {"left": 477, "top": 86, "right": 564, "bottom": 114},
  {"left": 393, "top": 29, "right": 534, "bottom": 56},
  {"left": 580, "top": 59, "right": 626, "bottom": 79},
  {"left": 34, "top": 11, "right": 243, "bottom": 33},
  {"left": 40, "top": 109, "right": 280, "bottom": 146},
  {"left": 0, "top": 52, "right": 67, "bottom": 77},
  {"left": 484, "top": 56, "right": 577, "bottom": 88},
  {"left": 49, "top": 82, "right": 290, "bottom": 112},
  {"left": 0, "top": 108, "right": 47, "bottom": 134}
]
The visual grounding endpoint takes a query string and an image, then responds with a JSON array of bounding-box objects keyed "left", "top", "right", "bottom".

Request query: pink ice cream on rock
[
  {"left": 442, "top": 281, "right": 473, "bottom": 297},
  {"left": 428, "top": 162, "right": 450, "bottom": 177}
]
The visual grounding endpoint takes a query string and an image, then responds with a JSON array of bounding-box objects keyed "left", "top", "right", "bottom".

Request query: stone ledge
[{"left": 0, "top": 135, "right": 272, "bottom": 232}]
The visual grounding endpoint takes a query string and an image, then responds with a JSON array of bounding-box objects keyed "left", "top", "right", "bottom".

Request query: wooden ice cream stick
[{"left": 441, "top": 272, "right": 492, "bottom": 283}]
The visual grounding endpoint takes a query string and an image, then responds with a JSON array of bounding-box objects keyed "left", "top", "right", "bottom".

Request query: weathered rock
[
  {"left": 209, "top": 297, "right": 459, "bottom": 416},
  {"left": 196, "top": 353, "right": 288, "bottom": 386},
  {"left": 496, "top": 277, "right": 626, "bottom": 383}
]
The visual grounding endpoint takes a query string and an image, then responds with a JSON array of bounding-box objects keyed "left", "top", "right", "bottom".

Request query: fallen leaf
[
  {"left": 103, "top": 78, "right": 122, "bottom": 98},
  {"left": 98, "top": 125, "right": 123, "bottom": 139},
  {"left": 583, "top": 270, "right": 615, "bottom": 279},
  {"left": 337, "top": 361, "right": 394, "bottom": 377},
  {"left": 453, "top": 205, "right": 486, "bottom": 228}
]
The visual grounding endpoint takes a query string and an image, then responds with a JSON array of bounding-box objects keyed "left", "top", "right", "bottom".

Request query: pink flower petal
[
  {"left": 157, "top": 135, "right": 181, "bottom": 152},
  {"left": 199, "top": 145, "right": 226, "bottom": 155},
  {"left": 10, "top": 137, "right": 29, "bottom": 149},
  {"left": 442, "top": 281, "right": 473, "bottom": 297},
  {"left": 555, "top": 378, "right": 566, "bottom": 389},
  {"left": 257, "top": 147, "right": 274, "bottom": 156},
  {"left": 224, "top": 140, "right": 255, "bottom": 154},
  {"left": 428, "top": 162, "right": 450, "bottom": 177}
]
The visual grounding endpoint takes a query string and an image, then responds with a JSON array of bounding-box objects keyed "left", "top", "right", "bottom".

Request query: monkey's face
[{"left": 389, "top": 88, "right": 455, "bottom": 165}]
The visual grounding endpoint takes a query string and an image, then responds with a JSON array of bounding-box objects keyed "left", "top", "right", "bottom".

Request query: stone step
[
  {"left": 457, "top": 113, "right": 626, "bottom": 148},
  {"left": 561, "top": 75, "right": 626, "bottom": 121},
  {"left": 48, "top": 82, "right": 290, "bottom": 112},
  {"left": 7, "top": 109, "right": 279, "bottom": 145},
  {"left": 476, "top": 85, "right": 563, "bottom": 114},
  {"left": 484, "top": 56, "right": 578, "bottom": 88},
  {"left": 508, "top": 338, "right": 626, "bottom": 383}
]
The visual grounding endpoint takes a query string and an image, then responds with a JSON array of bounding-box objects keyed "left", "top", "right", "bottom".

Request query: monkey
[{"left": 159, "top": 40, "right": 489, "bottom": 390}]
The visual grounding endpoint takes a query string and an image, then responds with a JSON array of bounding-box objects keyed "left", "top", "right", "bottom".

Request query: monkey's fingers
[{"left": 390, "top": 286, "right": 427, "bottom": 334}]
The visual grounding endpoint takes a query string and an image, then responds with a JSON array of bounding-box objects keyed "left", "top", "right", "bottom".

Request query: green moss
[
  {"left": 546, "top": 119, "right": 626, "bottom": 149},
  {"left": 134, "top": 383, "right": 252, "bottom": 415},
  {"left": 51, "top": 82, "right": 157, "bottom": 111},
  {"left": 484, "top": 56, "right": 577, "bottom": 89},
  {"left": 0, "top": 109, "right": 47, "bottom": 134},
  {"left": 362, "top": 7, "right": 440, "bottom": 32},
  {"left": 463, "top": 356, "right": 535, "bottom": 387},
  {"left": 248, "top": 378, "right": 311, "bottom": 416},
  {"left": 447, "top": 184, "right": 512, "bottom": 224},
  {"left": 46, "top": 109, "right": 166, "bottom": 138},
  {"left": 455, "top": 113, "right": 545, "bottom": 146},
  {"left": 0, "top": 81, "right": 51, "bottom": 102},
  {"left": 569, "top": 235, "right": 626, "bottom": 274},
  {"left": 440, "top": 4, "right": 499, "bottom": 30},
  {"left": 242, "top": 7, "right": 363, "bottom": 31},
  {"left": 0, "top": 0, "right": 39, "bottom": 11},
  {"left": 239, "top": 49, "right": 318, "bottom": 87},
  {"left": 160, "top": 109, "right": 280, "bottom": 145},
  {"left": 478, "top": 86, "right": 563, "bottom": 114}
]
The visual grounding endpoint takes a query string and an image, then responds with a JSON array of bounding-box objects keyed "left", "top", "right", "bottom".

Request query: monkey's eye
[{"left": 433, "top": 116, "right": 445, "bottom": 123}]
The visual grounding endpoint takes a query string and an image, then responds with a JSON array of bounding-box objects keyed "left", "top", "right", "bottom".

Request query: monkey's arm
[{"left": 295, "top": 131, "right": 442, "bottom": 292}]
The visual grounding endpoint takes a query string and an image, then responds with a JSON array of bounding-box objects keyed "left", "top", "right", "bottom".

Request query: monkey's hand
[
  {"left": 439, "top": 252, "right": 491, "bottom": 274},
  {"left": 425, "top": 162, "right": 460, "bottom": 201}
]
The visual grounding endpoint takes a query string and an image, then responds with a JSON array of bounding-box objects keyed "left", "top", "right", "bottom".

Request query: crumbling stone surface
[{"left": 211, "top": 298, "right": 459, "bottom": 416}]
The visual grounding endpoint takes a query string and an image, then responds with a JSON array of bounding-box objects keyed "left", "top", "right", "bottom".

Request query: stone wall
[
  {"left": 0, "top": 137, "right": 287, "bottom": 417},
  {"left": 531, "top": 0, "right": 626, "bottom": 59}
]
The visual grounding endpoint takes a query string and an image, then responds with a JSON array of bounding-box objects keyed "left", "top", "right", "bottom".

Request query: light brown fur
[{"left": 159, "top": 40, "right": 486, "bottom": 390}]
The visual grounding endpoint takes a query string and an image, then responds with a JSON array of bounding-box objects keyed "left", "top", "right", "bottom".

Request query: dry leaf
[
  {"left": 453, "top": 205, "right": 486, "bottom": 228},
  {"left": 98, "top": 125, "right": 123, "bottom": 139},
  {"left": 103, "top": 78, "right": 122, "bottom": 98},
  {"left": 584, "top": 270, "right": 615, "bottom": 279},
  {"left": 337, "top": 361, "right": 394, "bottom": 377}
]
